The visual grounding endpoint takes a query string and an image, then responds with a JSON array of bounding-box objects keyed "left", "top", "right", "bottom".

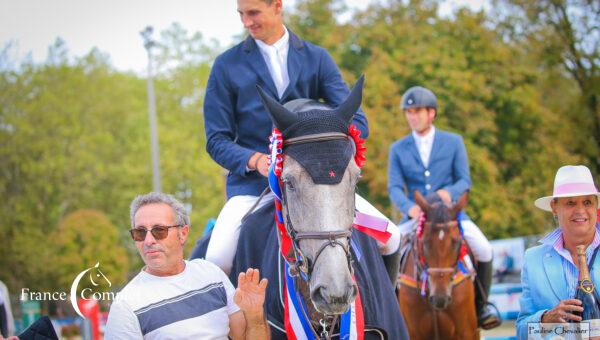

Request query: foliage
[
  {"left": 0, "top": 25, "right": 223, "bottom": 294},
  {"left": 286, "top": 0, "right": 588, "bottom": 238},
  {"left": 491, "top": 0, "right": 599, "bottom": 175},
  {"left": 50, "top": 210, "right": 129, "bottom": 291}
]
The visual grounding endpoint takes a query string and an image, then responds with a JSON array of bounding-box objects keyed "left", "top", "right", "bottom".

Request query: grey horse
[{"left": 191, "top": 76, "right": 408, "bottom": 339}]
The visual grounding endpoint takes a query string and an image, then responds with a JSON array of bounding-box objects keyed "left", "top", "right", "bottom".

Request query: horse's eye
[{"left": 284, "top": 178, "right": 296, "bottom": 191}]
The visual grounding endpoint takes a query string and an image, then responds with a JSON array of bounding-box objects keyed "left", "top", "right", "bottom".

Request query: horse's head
[
  {"left": 257, "top": 77, "right": 365, "bottom": 314},
  {"left": 415, "top": 191, "right": 468, "bottom": 309}
]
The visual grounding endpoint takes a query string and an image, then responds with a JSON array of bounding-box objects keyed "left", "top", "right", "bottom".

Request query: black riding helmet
[{"left": 400, "top": 86, "right": 437, "bottom": 110}]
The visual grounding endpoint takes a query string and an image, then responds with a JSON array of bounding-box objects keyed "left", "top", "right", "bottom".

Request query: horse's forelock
[{"left": 424, "top": 193, "right": 452, "bottom": 228}]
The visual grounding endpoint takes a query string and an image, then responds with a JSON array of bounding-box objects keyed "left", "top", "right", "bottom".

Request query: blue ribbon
[
  {"left": 285, "top": 261, "right": 355, "bottom": 339},
  {"left": 285, "top": 262, "right": 315, "bottom": 339},
  {"left": 269, "top": 164, "right": 282, "bottom": 201}
]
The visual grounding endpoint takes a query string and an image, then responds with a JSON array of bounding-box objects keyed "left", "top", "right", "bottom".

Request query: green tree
[
  {"left": 0, "top": 24, "right": 224, "bottom": 293},
  {"left": 492, "top": 0, "right": 600, "bottom": 175},
  {"left": 50, "top": 209, "right": 129, "bottom": 291},
  {"left": 287, "top": 0, "right": 582, "bottom": 237}
]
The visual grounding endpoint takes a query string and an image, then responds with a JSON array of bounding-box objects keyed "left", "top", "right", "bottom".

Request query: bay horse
[
  {"left": 191, "top": 76, "right": 408, "bottom": 339},
  {"left": 398, "top": 191, "right": 478, "bottom": 340}
]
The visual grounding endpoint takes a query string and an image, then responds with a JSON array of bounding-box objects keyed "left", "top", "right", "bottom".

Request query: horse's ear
[
  {"left": 256, "top": 84, "right": 297, "bottom": 131},
  {"left": 414, "top": 190, "right": 430, "bottom": 214},
  {"left": 336, "top": 75, "right": 364, "bottom": 124},
  {"left": 452, "top": 192, "right": 469, "bottom": 218}
]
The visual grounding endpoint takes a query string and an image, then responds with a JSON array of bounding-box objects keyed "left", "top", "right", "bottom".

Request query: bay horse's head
[
  {"left": 257, "top": 77, "right": 365, "bottom": 315},
  {"left": 415, "top": 191, "right": 468, "bottom": 309}
]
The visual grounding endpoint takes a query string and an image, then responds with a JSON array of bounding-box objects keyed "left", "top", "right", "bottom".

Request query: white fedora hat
[{"left": 534, "top": 165, "right": 600, "bottom": 211}]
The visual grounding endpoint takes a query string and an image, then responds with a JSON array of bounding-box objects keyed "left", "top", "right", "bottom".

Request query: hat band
[{"left": 554, "top": 182, "right": 598, "bottom": 196}]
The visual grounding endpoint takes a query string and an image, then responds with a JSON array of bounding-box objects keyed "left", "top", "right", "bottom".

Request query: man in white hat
[{"left": 517, "top": 165, "right": 600, "bottom": 339}]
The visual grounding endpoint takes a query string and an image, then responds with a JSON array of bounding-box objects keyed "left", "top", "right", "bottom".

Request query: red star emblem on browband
[{"left": 329, "top": 170, "right": 336, "bottom": 177}]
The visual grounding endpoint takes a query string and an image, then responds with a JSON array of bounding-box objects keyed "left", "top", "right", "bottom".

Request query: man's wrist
[
  {"left": 243, "top": 310, "right": 266, "bottom": 326},
  {"left": 253, "top": 154, "right": 265, "bottom": 171},
  {"left": 247, "top": 152, "right": 261, "bottom": 171}
]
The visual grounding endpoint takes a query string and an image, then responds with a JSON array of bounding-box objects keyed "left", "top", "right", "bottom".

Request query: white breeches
[
  {"left": 398, "top": 218, "right": 492, "bottom": 262},
  {"left": 205, "top": 193, "right": 401, "bottom": 274}
]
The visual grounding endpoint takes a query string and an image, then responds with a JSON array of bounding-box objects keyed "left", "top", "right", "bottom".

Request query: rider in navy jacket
[
  {"left": 204, "top": 30, "right": 368, "bottom": 199},
  {"left": 201, "top": 0, "right": 390, "bottom": 277}
]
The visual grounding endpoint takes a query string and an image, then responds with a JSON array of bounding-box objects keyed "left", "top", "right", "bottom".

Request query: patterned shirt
[{"left": 539, "top": 225, "right": 600, "bottom": 298}]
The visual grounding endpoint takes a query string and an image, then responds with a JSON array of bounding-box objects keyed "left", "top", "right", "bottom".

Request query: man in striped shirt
[{"left": 105, "top": 192, "right": 270, "bottom": 339}]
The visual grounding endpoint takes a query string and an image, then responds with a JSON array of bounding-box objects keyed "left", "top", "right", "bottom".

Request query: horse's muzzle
[
  {"left": 311, "top": 283, "right": 358, "bottom": 314},
  {"left": 429, "top": 294, "right": 453, "bottom": 310}
]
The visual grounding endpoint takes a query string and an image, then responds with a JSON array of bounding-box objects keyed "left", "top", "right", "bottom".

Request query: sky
[{"left": 0, "top": 0, "right": 487, "bottom": 73}]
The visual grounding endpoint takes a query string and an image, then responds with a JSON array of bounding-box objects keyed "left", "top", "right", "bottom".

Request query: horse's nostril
[
  {"left": 429, "top": 295, "right": 452, "bottom": 310},
  {"left": 311, "top": 286, "right": 327, "bottom": 304}
]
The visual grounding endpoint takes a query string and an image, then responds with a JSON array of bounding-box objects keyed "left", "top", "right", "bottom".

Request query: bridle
[
  {"left": 415, "top": 213, "right": 472, "bottom": 340},
  {"left": 415, "top": 217, "right": 469, "bottom": 301},
  {"left": 268, "top": 130, "right": 361, "bottom": 340},
  {"left": 280, "top": 132, "right": 356, "bottom": 281}
]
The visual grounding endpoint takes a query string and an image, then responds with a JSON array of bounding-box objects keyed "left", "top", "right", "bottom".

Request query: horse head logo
[{"left": 70, "top": 262, "right": 111, "bottom": 318}]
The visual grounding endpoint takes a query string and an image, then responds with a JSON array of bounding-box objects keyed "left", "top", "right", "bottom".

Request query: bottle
[{"left": 574, "top": 245, "right": 600, "bottom": 337}]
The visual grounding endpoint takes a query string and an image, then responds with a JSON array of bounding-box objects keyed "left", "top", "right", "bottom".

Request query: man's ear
[
  {"left": 428, "top": 107, "right": 437, "bottom": 120},
  {"left": 274, "top": 0, "right": 283, "bottom": 13},
  {"left": 179, "top": 225, "right": 190, "bottom": 245}
]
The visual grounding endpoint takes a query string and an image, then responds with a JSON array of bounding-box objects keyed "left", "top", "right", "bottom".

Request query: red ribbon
[{"left": 348, "top": 124, "right": 366, "bottom": 168}]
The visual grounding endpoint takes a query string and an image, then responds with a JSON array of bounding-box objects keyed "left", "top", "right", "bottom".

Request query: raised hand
[{"left": 234, "top": 268, "right": 268, "bottom": 317}]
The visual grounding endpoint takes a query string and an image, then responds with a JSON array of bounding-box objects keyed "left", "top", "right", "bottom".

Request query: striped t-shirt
[{"left": 105, "top": 259, "right": 239, "bottom": 339}]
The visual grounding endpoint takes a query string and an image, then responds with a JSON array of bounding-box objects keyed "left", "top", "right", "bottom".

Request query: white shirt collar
[
  {"left": 255, "top": 26, "right": 289, "bottom": 51},
  {"left": 412, "top": 125, "right": 436, "bottom": 145}
]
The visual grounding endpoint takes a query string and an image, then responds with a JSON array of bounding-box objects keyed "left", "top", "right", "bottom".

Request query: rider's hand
[
  {"left": 408, "top": 205, "right": 422, "bottom": 220},
  {"left": 541, "top": 299, "right": 583, "bottom": 323},
  {"left": 436, "top": 189, "right": 452, "bottom": 206},
  {"left": 248, "top": 153, "right": 270, "bottom": 177},
  {"left": 255, "top": 154, "right": 270, "bottom": 177},
  {"left": 234, "top": 268, "right": 268, "bottom": 319}
]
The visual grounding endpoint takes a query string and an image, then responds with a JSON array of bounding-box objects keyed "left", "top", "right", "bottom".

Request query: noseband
[{"left": 280, "top": 132, "right": 355, "bottom": 281}]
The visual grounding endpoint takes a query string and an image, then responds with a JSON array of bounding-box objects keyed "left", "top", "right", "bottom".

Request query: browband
[{"left": 284, "top": 132, "right": 348, "bottom": 146}]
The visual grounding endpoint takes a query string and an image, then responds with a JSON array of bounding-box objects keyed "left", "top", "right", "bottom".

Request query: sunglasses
[{"left": 129, "top": 225, "right": 181, "bottom": 241}]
